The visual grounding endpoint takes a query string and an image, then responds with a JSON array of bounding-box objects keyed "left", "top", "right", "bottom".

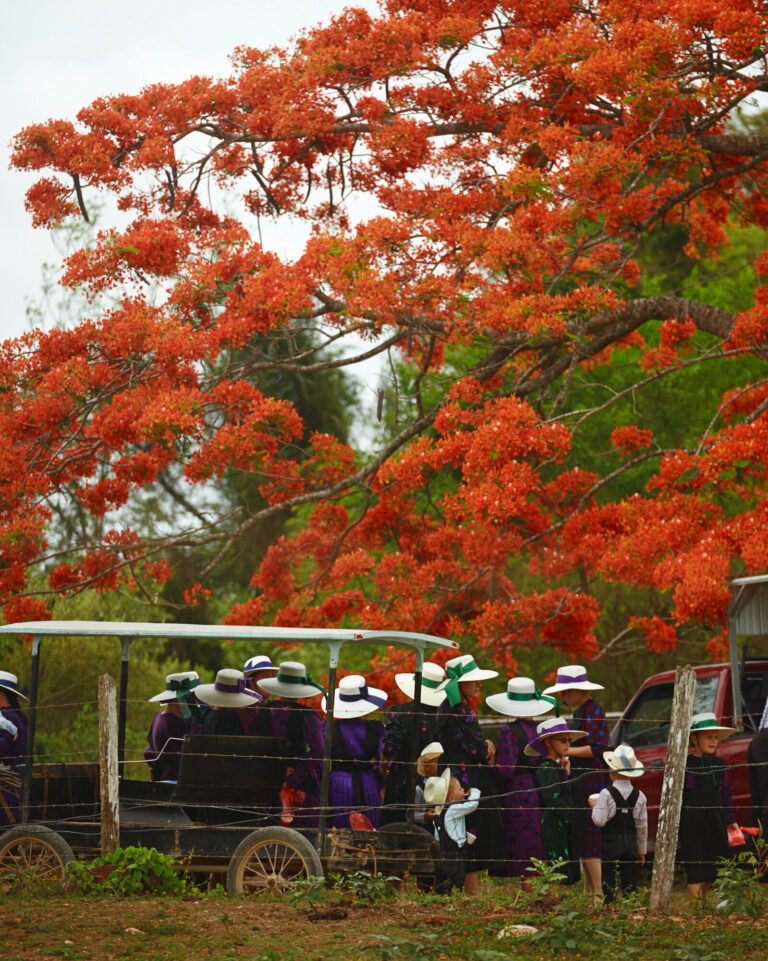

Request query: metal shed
[{"left": 729, "top": 575, "right": 768, "bottom": 727}]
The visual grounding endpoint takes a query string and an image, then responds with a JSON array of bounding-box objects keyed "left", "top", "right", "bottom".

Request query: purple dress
[
  {"left": 571, "top": 698, "right": 610, "bottom": 859},
  {"left": 0, "top": 708, "right": 26, "bottom": 828},
  {"left": 269, "top": 699, "right": 323, "bottom": 828},
  {"left": 145, "top": 711, "right": 188, "bottom": 781},
  {"left": 491, "top": 719, "right": 545, "bottom": 877},
  {"left": 329, "top": 718, "right": 384, "bottom": 829}
]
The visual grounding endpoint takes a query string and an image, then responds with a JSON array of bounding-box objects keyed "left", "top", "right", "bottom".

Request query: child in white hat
[
  {"left": 424, "top": 767, "right": 481, "bottom": 893},
  {"left": 589, "top": 744, "right": 648, "bottom": 905}
]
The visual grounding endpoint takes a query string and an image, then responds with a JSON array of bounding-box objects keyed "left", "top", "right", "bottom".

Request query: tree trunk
[{"left": 98, "top": 673, "right": 120, "bottom": 855}]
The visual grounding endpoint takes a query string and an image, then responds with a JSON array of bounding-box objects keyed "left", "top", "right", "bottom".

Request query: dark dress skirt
[
  {"left": 437, "top": 698, "right": 504, "bottom": 873},
  {"left": 534, "top": 757, "right": 580, "bottom": 885},
  {"left": 329, "top": 718, "right": 384, "bottom": 829},
  {"left": 571, "top": 698, "right": 610, "bottom": 859},
  {"left": 144, "top": 711, "right": 188, "bottom": 781},
  {"left": 380, "top": 702, "right": 439, "bottom": 826},
  {"left": 0, "top": 708, "right": 26, "bottom": 828},
  {"left": 679, "top": 753, "right": 733, "bottom": 884}
]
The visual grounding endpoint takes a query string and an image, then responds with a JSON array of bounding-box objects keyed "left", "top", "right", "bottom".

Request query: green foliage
[
  {"left": 530, "top": 907, "right": 643, "bottom": 955},
  {"left": 524, "top": 857, "right": 568, "bottom": 899},
  {"left": 340, "top": 869, "right": 400, "bottom": 905},
  {"left": 671, "top": 947, "right": 728, "bottom": 961},
  {"left": 714, "top": 839, "right": 768, "bottom": 918},
  {"left": 368, "top": 933, "right": 440, "bottom": 961},
  {"left": 284, "top": 874, "right": 328, "bottom": 911},
  {"left": 65, "top": 846, "right": 186, "bottom": 896}
]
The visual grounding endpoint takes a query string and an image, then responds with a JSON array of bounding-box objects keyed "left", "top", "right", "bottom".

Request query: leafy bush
[{"left": 66, "top": 846, "right": 186, "bottom": 896}]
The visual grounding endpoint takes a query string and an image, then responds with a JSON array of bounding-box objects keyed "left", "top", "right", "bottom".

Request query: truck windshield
[{"left": 615, "top": 675, "right": 719, "bottom": 748}]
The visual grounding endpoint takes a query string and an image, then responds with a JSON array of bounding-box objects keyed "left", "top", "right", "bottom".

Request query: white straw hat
[
  {"left": 486, "top": 677, "right": 558, "bottom": 718},
  {"left": 243, "top": 654, "right": 278, "bottom": 676},
  {"left": 524, "top": 716, "right": 586, "bottom": 756},
  {"left": 438, "top": 654, "right": 498, "bottom": 707},
  {"left": 689, "top": 712, "right": 735, "bottom": 741},
  {"left": 423, "top": 766, "right": 452, "bottom": 814},
  {"left": 194, "top": 669, "right": 262, "bottom": 708},
  {"left": 395, "top": 662, "right": 446, "bottom": 707},
  {"left": 257, "top": 661, "right": 325, "bottom": 699},
  {"left": 416, "top": 742, "right": 444, "bottom": 777},
  {"left": 322, "top": 674, "right": 387, "bottom": 718},
  {"left": 542, "top": 664, "right": 604, "bottom": 695},
  {"left": 148, "top": 671, "right": 201, "bottom": 704},
  {"left": 603, "top": 744, "right": 645, "bottom": 778},
  {"left": 0, "top": 671, "right": 27, "bottom": 701}
]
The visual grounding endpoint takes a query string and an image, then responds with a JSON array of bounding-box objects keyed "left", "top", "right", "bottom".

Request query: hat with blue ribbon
[
  {"left": 0, "top": 671, "right": 28, "bottom": 701},
  {"left": 486, "top": 677, "right": 559, "bottom": 718},
  {"left": 243, "top": 654, "right": 278, "bottom": 677},
  {"left": 437, "top": 654, "right": 498, "bottom": 707},
  {"left": 322, "top": 674, "right": 388, "bottom": 718},
  {"left": 603, "top": 743, "right": 645, "bottom": 777}
]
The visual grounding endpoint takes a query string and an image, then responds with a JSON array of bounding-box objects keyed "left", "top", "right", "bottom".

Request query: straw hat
[
  {"left": 257, "top": 661, "right": 326, "bottom": 699},
  {"left": 322, "top": 674, "right": 387, "bottom": 718},
  {"left": 423, "top": 766, "right": 452, "bottom": 814},
  {"left": 603, "top": 744, "right": 645, "bottom": 778},
  {"left": 416, "top": 741, "right": 444, "bottom": 777},
  {"left": 395, "top": 662, "right": 447, "bottom": 707},
  {"left": 243, "top": 654, "right": 278, "bottom": 677},
  {"left": 524, "top": 716, "right": 586, "bottom": 757},
  {"left": 486, "top": 677, "right": 558, "bottom": 718},
  {"left": 542, "top": 665, "right": 604, "bottom": 695},
  {"left": 194, "top": 669, "right": 262, "bottom": 708},
  {"left": 0, "top": 671, "right": 27, "bottom": 701},
  {"left": 689, "top": 712, "right": 735, "bottom": 741},
  {"left": 148, "top": 671, "right": 201, "bottom": 704},
  {"left": 438, "top": 654, "right": 498, "bottom": 707}
]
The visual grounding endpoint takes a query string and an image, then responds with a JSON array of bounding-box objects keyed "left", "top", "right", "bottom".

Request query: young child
[
  {"left": 424, "top": 767, "right": 480, "bottom": 893},
  {"left": 680, "top": 712, "right": 738, "bottom": 900},
  {"left": 589, "top": 743, "right": 647, "bottom": 905},
  {"left": 525, "top": 717, "right": 586, "bottom": 886}
]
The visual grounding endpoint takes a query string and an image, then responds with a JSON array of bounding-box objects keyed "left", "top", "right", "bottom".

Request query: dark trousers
[{"left": 602, "top": 855, "right": 640, "bottom": 904}]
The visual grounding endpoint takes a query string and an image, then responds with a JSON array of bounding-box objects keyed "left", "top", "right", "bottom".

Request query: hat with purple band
[
  {"left": 322, "top": 674, "right": 388, "bottom": 718},
  {"left": 689, "top": 712, "right": 735, "bottom": 741},
  {"left": 524, "top": 716, "right": 586, "bottom": 757},
  {"left": 395, "top": 662, "right": 447, "bottom": 707},
  {"left": 542, "top": 664, "right": 604, "bottom": 695},
  {"left": 194, "top": 669, "right": 262, "bottom": 708}
]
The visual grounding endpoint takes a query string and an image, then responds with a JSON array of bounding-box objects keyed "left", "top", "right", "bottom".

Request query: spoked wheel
[
  {"left": 0, "top": 825, "right": 75, "bottom": 889},
  {"left": 227, "top": 826, "right": 323, "bottom": 894}
]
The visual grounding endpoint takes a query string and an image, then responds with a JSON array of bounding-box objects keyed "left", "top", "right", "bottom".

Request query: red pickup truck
[{"left": 610, "top": 659, "right": 768, "bottom": 847}]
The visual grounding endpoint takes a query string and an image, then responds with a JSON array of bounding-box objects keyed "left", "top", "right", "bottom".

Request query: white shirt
[
  {"left": 443, "top": 787, "right": 481, "bottom": 847},
  {"left": 591, "top": 777, "right": 648, "bottom": 856}
]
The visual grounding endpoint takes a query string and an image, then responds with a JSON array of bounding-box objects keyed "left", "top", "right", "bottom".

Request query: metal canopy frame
[
  {"left": 729, "top": 575, "right": 768, "bottom": 729},
  {"left": 0, "top": 620, "right": 458, "bottom": 847}
]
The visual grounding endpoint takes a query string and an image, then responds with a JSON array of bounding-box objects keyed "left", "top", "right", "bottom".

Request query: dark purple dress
[
  {"left": 0, "top": 708, "right": 26, "bottom": 828},
  {"left": 145, "top": 711, "right": 187, "bottom": 781},
  {"left": 269, "top": 700, "right": 323, "bottom": 828},
  {"left": 329, "top": 718, "right": 384, "bottom": 829},
  {"left": 437, "top": 698, "right": 504, "bottom": 873},
  {"left": 380, "top": 702, "right": 439, "bottom": 826},
  {"left": 491, "top": 719, "right": 545, "bottom": 877},
  {"left": 571, "top": 698, "right": 610, "bottom": 859}
]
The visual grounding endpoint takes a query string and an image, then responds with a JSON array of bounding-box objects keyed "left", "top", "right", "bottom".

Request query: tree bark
[{"left": 98, "top": 673, "right": 120, "bottom": 855}]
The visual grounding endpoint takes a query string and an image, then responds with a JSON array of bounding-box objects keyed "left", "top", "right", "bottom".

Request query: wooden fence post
[
  {"left": 649, "top": 665, "right": 696, "bottom": 912},
  {"left": 98, "top": 673, "right": 120, "bottom": 854}
]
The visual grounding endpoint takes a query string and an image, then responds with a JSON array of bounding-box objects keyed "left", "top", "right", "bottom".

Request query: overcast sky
[{"left": 1, "top": 0, "right": 378, "bottom": 341}]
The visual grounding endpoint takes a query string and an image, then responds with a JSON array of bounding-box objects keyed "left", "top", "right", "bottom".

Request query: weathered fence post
[
  {"left": 649, "top": 665, "right": 696, "bottom": 912},
  {"left": 98, "top": 673, "right": 120, "bottom": 854}
]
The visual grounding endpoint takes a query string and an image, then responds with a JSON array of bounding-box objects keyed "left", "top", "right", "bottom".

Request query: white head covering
[
  {"left": 243, "top": 654, "right": 278, "bottom": 677},
  {"left": 395, "top": 662, "right": 446, "bottom": 707},
  {"left": 194, "top": 669, "right": 262, "bottom": 708},
  {"left": 148, "top": 671, "right": 201, "bottom": 703},
  {"left": 0, "top": 671, "right": 27, "bottom": 701},
  {"left": 257, "top": 661, "right": 325, "bottom": 699},
  {"left": 542, "top": 665, "right": 604, "bottom": 695},
  {"left": 322, "top": 674, "right": 387, "bottom": 719},
  {"left": 486, "top": 677, "right": 558, "bottom": 718},
  {"left": 689, "top": 712, "right": 735, "bottom": 741},
  {"left": 603, "top": 744, "right": 645, "bottom": 778}
]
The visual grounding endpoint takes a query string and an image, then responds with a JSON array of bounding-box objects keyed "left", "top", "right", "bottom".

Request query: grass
[{"left": 2, "top": 874, "right": 768, "bottom": 961}]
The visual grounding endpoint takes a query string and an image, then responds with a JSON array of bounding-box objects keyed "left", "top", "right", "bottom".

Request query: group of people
[{"left": 0, "top": 651, "right": 759, "bottom": 903}]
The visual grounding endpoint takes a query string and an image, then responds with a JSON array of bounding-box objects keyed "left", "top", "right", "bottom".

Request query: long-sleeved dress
[
  {"left": 534, "top": 756, "right": 580, "bottom": 885},
  {"left": 0, "top": 708, "right": 26, "bottom": 828},
  {"left": 144, "top": 711, "right": 188, "bottom": 782},
  {"left": 269, "top": 699, "right": 324, "bottom": 828},
  {"left": 571, "top": 698, "right": 610, "bottom": 859},
  {"left": 329, "top": 717, "right": 384, "bottom": 829},
  {"left": 680, "top": 753, "right": 734, "bottom": 884},
  {"left": 380, "top": 702, "right": 439, "bottom": 826},
  {"left": 490, "top": 719, "right": 545, "bottom": 877},
  {"left": 437, "top": 698, "right": 504, "bottom": 873}
]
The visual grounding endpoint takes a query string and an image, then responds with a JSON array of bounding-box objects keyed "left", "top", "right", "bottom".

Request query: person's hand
[
  {"left": 560, "top": 756, "right": 570, "bottom": 776},
  {"left": 485, "top": 739, "right": 496, "bottom": 763},
  {"left": 639, "top": 853, "right": 646, "bottom": 867},
  {"left": 424, "top": 808, "right": 436, "bottom": 822},
  {"left": 379, "top": 759, "right": 391, "bottom": 777}
]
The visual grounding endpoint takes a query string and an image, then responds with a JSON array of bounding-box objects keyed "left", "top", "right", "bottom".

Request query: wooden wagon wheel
[
  {"left": 0, "top": 825, "right": 75, "bottom": 889},
  {"left": 227, "top": 826, "right": 323, "bottom": 894}
]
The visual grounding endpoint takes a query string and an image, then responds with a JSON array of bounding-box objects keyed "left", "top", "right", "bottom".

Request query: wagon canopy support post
[
  {"left": 649, "top": 665, "right": 696, "bottom": 913},
  {"left": 117, "top": 637, "right": 132, "bottom": 773},
  {"left": 98, "top": 673, "right": 120, "bottom": 854},
  {"left": 21, "top": 634, "right": 42, "bottom": 823},
  {"left": 405, "top": 647, "right": 424, "bottom": 827},
  {"left": 318, "top": 640, "right": 342, "bottom": 859}
]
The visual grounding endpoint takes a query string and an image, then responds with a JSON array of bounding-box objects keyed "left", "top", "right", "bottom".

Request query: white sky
[{"left": 1, "top": 0, "right": 379, "bottom": 341}]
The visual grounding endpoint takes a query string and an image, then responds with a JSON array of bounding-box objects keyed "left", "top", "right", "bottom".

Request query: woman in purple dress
[
  {"left": 0, "top": 671, "right": 27, "bottom": 828},
  {"left": 240, "top": 654, "right": 279, "bottom": 737},
  {"left": 259, "top": 661, "right": 325, "bottom": 828},
  {"left": 145, "top": 671, "right": 203, "bottom": 782},
  {"left": 323, "top": 675, "right": 387, "bottom": 829},
  {"left": 436, "top": 654, "right": 502, "bottom": 894},
  {"left": 485, "top": 677, "right": 557, "bottom": 877},
  {"left": 544, "top": 664, "right": 609, "bottom": 895}
]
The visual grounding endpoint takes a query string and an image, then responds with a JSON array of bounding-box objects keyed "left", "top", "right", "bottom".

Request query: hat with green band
[
  {"left": 437, "top": 654, "right": 498, "bottom": 707},
  {"left": 149, "top": 671, "right": 201, "bottom": 704},
  {"left": 258, "top": 661, "right": 326, "bottom": 699},
  {"left": 689, "top": 712, "right": 734, "bottom": 741},
  {"left": 486, "top": 677, "right": 559, "bottom": 718},
  {"left": 395, "top": 662, "right": 447, "bottom": 707}
]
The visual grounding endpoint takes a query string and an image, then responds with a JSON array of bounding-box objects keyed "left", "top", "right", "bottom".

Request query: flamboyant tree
[{"left": 6, "top": 0, "right": 768, "bottom": 669}]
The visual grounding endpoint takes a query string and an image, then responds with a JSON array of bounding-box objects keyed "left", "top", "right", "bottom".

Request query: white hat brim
[
  {"left": 423, "top": 766, "right": 451, "bottom": 814},
  {"left": 603, "top": 751, "right": 645, "bottom": 777},
  {"left": 690, "top": 726, "right": 734, "bottom": 741},
  {"left": 322, "top": 684, "right": 387, "bottom": 718},
  {"left": 148, "top": 690, "right": 179, "bottom": 704},
  {"left": 0, "top": 682, "right": 28, "bottom": 701},
  {"left": 485, "top": 692, "right": 555, "bottom": 718},
  {"left": 194, "top": 685, "right": 260, "bottom": 708},
  {"left": 437, "top": 667, "right": 498, "bottom": 692},
  {"left": 243, "top": 665, "right": 279, "bottom": 677},
  {"left": 524, "top": 729, "right": 585, "bottom": 756},
  {"left": 542, "top": 680, "right": 604, "bottom": 695},
  {"left": 258, "top": 678, "right": 323, "bottom": 699},
  {"left": 395, "top": 674, "right": 446, "bottom": 707}
]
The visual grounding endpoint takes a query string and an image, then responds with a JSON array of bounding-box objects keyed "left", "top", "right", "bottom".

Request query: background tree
[{"left": 6, "top": 0, "right": 768, "bottom": 693}]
